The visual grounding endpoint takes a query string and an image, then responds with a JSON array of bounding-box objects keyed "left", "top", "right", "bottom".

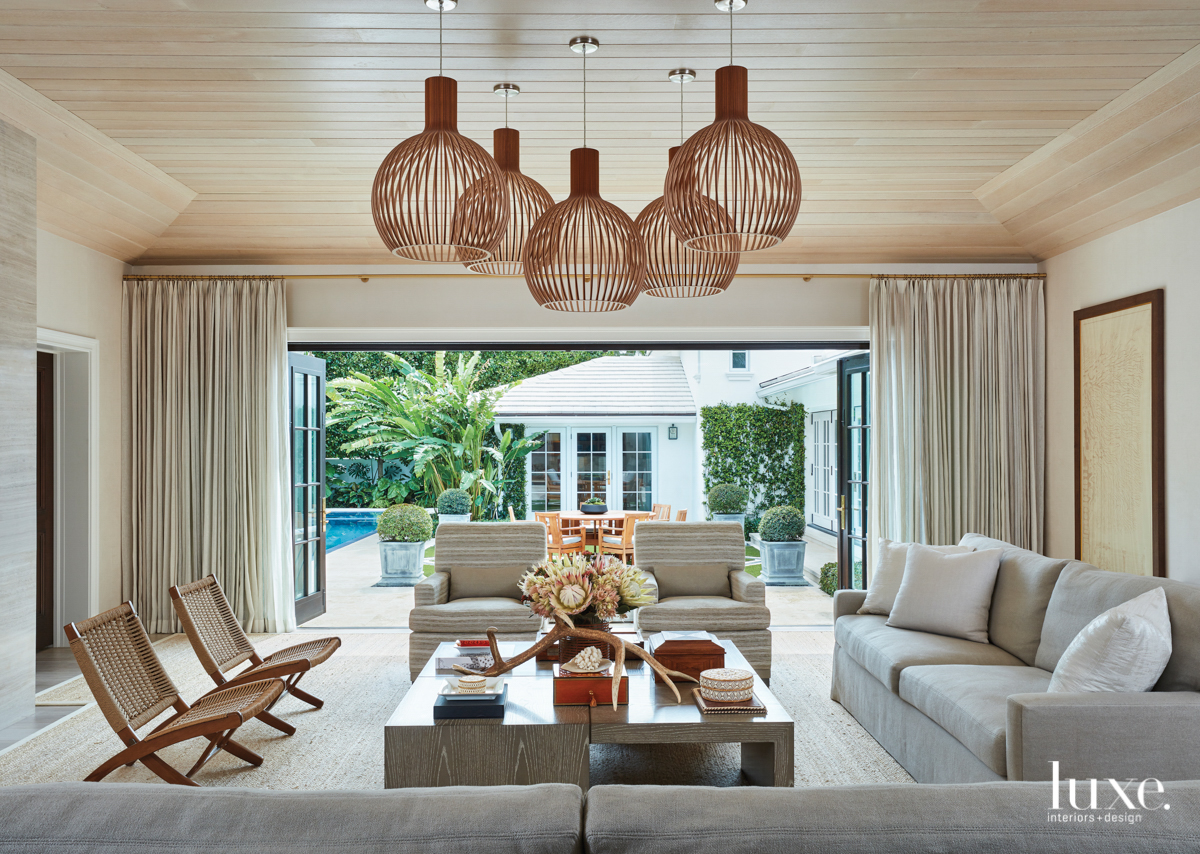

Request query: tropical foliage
[
  {"left": 326, "top": 352, "right": 543, "bottom": 519},
  {"left": 377, "top": 503, "right": 433, "bottom": 543},
  {"left": 700, "top": 402, "right": 806, "bottom": 521}
]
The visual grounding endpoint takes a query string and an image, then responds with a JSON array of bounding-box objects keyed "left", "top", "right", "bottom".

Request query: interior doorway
[{"left": 36, "top": 352, "right": 54, "bottom": 651}]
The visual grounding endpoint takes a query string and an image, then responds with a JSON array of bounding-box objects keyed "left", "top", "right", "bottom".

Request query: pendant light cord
[
  {"left": 439, "top": 6, "right": 443, "bottom": 77},
  {"left": 729, "top": 2, "right": 734, "bottom": 66},
  {"left": 505, "top": 91, "right": 509, "bottom": 128},
  {"left": 680, "top": 79, "right": 685, "bottom": 145},
  {"left": 582, "top": 46, "right": 588, "bottom": 148}
]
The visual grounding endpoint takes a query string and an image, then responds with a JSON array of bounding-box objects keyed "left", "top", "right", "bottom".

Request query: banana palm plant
[{"left": 326, "top": 352, "right": 542, "bottom": 519}]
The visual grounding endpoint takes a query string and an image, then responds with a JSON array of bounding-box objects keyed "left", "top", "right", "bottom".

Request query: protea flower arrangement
[{"left": 519, "top": 553, "right": 654, "bottom": 628}]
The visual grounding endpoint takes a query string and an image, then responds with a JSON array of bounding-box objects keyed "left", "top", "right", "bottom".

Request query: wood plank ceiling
[{"left": 0, "top": 0, "right": 1197, "bottom": 266}]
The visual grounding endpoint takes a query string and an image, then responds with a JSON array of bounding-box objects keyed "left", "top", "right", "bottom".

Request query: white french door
[
  {"left": 572, "top": 428, "right": 613, "bottom": 510},
  {"left": 618, "top": 429, "right": 654, "bottom": 512},
  {"left": 810, "top": 410, "right": 838, "bottom": 532},
  {"left": 528, "top": 427, "right": 656, "bottom": 514}
]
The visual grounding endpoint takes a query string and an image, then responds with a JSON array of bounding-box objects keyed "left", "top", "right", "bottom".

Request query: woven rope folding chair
[
  {"left": 170, "top": 575, "right": 341, "bottom": 721},
  {"left": 65, "top": 603, "right": 285, "bottom": 786}
]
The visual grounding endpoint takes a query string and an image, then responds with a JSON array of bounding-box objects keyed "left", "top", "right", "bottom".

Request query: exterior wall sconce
[{"left": 668, "top": 424, "right": 679, "bottom": 440}]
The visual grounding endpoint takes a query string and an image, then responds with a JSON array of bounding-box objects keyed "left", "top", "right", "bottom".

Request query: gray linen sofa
[
  {"left": 832, "top": 533, "right": 1200, "bottom": 784},
  {"left": 408, "top": 522, "right": 545, "bottom": 679},
  {"left": 632, "top": 521, "right": 772, "bottom": 680},
  {"left": 3, "top": 780, "right": 1199, "bottom": 853}
]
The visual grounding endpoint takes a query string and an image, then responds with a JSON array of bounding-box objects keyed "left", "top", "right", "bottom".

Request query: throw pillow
[
  {"left": 1047, "top": 587, "right": 1173, "bottom": 693},
  {"left": 649, "top": 563, "right": 732, "bottom": 600},
  {"left": 886, "top": 545, "right": 1004, "bottom": 643},
  {"left": 449, "top": 565, "right": 532, "bottom": 601},
  {"left": 858, "top": 538, "right": 974, "bottom": 616}
]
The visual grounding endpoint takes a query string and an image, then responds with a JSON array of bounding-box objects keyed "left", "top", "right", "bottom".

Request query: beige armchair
[
  {"left": 632, "top": 521, "right": 771, "bottom": 680},
  {"left": 408, "top": 522, "right": 547, "bottom": 679}
]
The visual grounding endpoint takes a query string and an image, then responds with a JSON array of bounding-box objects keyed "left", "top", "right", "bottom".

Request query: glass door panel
[
  {"left": 290, "top": 352, "right": 326, "bottom": 624},
  {"left": 809, "top": 410, "right": 838, "bottom": 531},
  {"left": 529, "top": 430, "right": 563, "bottom": 515},
  {"left": 837, "top": 354, "right": 870, "bottom": 591},
  {"left": 573, "top": 429, "right": 611, "bottom": 509},
  {"left": 620, "top": 431, "right": 653, "bottom": 511}
]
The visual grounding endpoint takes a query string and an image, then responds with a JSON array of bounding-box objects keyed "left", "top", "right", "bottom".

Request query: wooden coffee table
[{"left": 384, "top": 639, "right": 794, "bottom": 789}]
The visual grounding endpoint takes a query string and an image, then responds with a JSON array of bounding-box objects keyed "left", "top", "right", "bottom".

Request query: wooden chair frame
[
  {"left": 536, "top": 512, "right": 585, "bottom": 556},
  {"left": 652, "top": 503, "right": 672, "bottom": 521},
  {"left": 675, "top": 509, "right": 688, "bottom": 521},
  {"left": 170, "top": 576, "right": 341, "bottom": 725},
  {"left": 599, "top": 512, "right": 652, "bottom": 564},
  {"left": 65, "top": 602, "right": 285, "bottom": 786}
]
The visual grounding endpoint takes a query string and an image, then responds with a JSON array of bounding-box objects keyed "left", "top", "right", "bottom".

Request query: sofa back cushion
[
  {"left": 1035, "top": 563, "right": 1200, "bottom": 692},
  {"left": 959, "top": 533, "right": 1069, "bottom": 666},
  {"left": 450, "top": 565, "right": 531, "bottom": 601},
  {"left": 434, "top": 521, "right": 547, "bottom": 579},
  {"left": 647, "top": 563, "right": 732, "bottom": 600}
]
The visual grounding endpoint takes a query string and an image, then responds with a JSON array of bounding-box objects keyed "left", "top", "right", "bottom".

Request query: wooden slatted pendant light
[
  {"left": 636, "top": 69, "right": 740, "bottom": 298},
  {"left": 663, "top": 0, "right": 801, "bottom": 253},
  {"left": 371, "top": 1, "right": 508, "bottom": 263},
  {"left": 523, "top": 37, "right": 646, "bottom": 312},
  {"left": 465, "top": 85, "right": 554, "bottom": 276}
]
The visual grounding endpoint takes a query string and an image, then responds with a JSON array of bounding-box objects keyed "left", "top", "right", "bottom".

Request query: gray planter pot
[
  {"left": 758, "top": 539, "right": 809, "bottom": 586},
  {"left": 436, "top": 513, "right": 470, "bottom": 529},
  {"left": 712, "top": 512, "right": 746, "bottom": 532},
  {"left": 377, "top": 540, "right": 428, "bottom": 587}
]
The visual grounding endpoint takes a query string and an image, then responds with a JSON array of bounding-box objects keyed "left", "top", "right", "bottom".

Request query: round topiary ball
[
  {"left": 436, "top": 488, "right": 472, "bottom": 516},
  {"left": 759, "top": 505, "right": 805, "bottom": 542},
  {"left": 707, "top": 483, "right": 749, "bottom": 515},
  {"left": 378, "top": 503, "right": 434, "bottom": 542}
]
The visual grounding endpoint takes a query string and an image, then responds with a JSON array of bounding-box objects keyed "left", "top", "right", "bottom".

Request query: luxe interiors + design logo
[{"left": 1048, "top": 762, "right": 1170, "bottom": 824}]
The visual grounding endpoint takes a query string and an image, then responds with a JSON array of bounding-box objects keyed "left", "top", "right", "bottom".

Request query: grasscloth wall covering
[
  {"left": 870, "top": 276, "right": 1045, "bottom": 553},
  {"left": 124, "top": 277, "right": 295, "bottom": 633}
]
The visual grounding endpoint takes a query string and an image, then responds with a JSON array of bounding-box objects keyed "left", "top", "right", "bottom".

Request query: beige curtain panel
[
  {"left": 123, "top": 276, "right": 295, "bottom": 634},
  {"left": 870, "top": 276, "right": 1045, "bottom": 552}
]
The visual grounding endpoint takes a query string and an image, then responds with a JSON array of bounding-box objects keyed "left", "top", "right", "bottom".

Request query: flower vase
[{"left": 560, "top": 619, "right": 614, "bottom": 664}]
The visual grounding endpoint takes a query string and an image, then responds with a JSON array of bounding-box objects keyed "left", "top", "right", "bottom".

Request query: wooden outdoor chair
[
  {"left": 652, "top": 503, "right": 672, "bottom": 521},
  {"left": 65, "top": 602, "right": 285, "bottom": 786},
  {"left": 600, "top": 512, "right": 652, "bottom": 564},
  {"left": 170, "top": 575, "right": 341, "bottom": 718},
  {"left": 675, "top": 509, "right": 688, "bottom": 521},
  {"left": 536, "top": 512, "right": 584, "bottom": 556},
  {"left": 508, "top": 505, "right": 517, "bottom": 521}
]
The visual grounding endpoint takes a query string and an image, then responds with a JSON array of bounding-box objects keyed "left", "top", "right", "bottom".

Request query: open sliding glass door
[
  {"left": 290, "top": 353, "right": 327, "bottom": 624},
  {"left": 837, "top": 354, "right": 870, "bottom": 590}
]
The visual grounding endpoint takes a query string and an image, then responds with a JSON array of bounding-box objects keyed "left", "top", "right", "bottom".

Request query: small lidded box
[
  {"left": 646, "top": 631, "right": 726, "bottom": 683},
  {"left": 699, "top": 668, "right": 754, "bottom": 703}
]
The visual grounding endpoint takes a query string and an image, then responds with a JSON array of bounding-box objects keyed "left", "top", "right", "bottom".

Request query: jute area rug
[{"left": 1, "top": 631, "right": 911, "bottom": 789}]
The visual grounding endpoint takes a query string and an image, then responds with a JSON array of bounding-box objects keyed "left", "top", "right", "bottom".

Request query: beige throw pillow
[
  {"left": 886, "top": 545, "right": 1003, "bottom": 643},
  {"left": 449, "top": 565, "right": 531, "bottom": 601},
  {"left": 650, "top": 564, "right": 732, "bottom": 600},
  {"left": 1048, "top": 587, "right": 1172, "bottom": 694},
  {"left": 858, "top": 538, "right": 974, "bottom": 616}
]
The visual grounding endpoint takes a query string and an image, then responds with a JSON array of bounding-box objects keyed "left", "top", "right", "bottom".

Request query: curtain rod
[{"left": 122, "top": 272, "right": 1045, "bottom": 281}]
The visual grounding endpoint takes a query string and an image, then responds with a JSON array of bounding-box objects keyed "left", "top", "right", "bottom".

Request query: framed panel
[{"left": 1074, "top": 289, "right": 1165, "bottom": 577}]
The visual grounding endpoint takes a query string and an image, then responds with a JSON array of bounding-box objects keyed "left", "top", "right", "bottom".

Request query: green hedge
[{"left": 700, "top": 402, "right": 806, "bottom": 521}]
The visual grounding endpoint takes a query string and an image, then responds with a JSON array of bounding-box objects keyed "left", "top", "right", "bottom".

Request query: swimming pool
[{"left": 325, "top": 508, "right": 384, "bottom": 552}]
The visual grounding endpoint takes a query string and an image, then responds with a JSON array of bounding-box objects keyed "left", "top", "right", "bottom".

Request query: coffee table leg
[{"left": 741, "top": 737, "right": 793, "bottom": 787}]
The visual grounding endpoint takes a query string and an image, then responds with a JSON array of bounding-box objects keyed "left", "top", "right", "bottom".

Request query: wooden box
[
  {"left": 552, "top": 668, "right": 629, "bottom": 706},
  {"left": 646, "top": 631, "right": 725, "bottom": 684}
]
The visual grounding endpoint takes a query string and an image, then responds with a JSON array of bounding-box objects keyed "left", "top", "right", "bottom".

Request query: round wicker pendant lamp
[
  {"left": 636, "top": 69, "right": 739, "bottom": 298},
  {"left": 465, "top": 85, "right": 554, "bottom": 276},
  {"left": 523, "top": 37, "right": 646, "bottom": 312},
  {"left": 663, "top": 0, "right": 801, "bottom": 254},
  {"left": 371, "top": 1, "right": 508, "bottom": 263}
]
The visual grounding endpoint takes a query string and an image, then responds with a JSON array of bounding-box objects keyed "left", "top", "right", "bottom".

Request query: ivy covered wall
[{"left": 700, "top": 402, "right": 806, "bottom": 528}]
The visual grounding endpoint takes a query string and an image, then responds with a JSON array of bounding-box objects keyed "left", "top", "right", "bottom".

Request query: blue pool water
[{"left": 326, "top": 508, "right": 384, "bottom": 552}]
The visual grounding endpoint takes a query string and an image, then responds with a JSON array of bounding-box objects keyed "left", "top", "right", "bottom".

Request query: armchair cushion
[
  {"left": 449, "top": 565, "right": 532, "bottom": 601},
  {"left": 414, "top": 572, "right": 449, "bottom": 607},
  {"left": 409, "top": 597, "right": 540, "bottom": 633},
  {"left": 899, "top": 664, "right": 1052, "bottom": 777},
  {"left": 730, "top": 570, "right": 765, "bottom": 605},
  {"left": 647, "top": 563, "right": 732, "bottom": 600},
  {"left": 635, "top": 597, "right": 770, "bottom": 633}
]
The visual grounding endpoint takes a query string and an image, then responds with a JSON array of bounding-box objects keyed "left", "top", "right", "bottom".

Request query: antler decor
[{"left": 453, "top": 619, "right": 697, "bottom": 710}]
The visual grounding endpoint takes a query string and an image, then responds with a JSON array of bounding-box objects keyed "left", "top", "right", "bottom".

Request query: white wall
[
  {"left": 36, "top": 230, "right": 127, "bottom": 610},
  {"left": 1043, "top": 196, "right": 1200, "bottom": 584}
]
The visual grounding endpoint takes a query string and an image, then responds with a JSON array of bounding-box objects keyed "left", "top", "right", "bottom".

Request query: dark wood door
[
  {"left": 36, "top": 351, "right": 55, "bottom": 650},
  {"left": 290, "top": 353, "right": 327, "bottom": 624},
  {"left": 837, "top": 353, "right": 870, "bottom": 591}
]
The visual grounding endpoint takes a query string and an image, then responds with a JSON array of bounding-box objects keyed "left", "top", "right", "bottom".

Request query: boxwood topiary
[
  {"left": 378, "top": 503, "right": 433, "bottom": 542},
  {"left": 819, "top": 561, "right": 838, "bottom": 597},
  {"left": 436, "top": 488, "right": 472, "bottom": 516},
  {"left": 759, "top": 505, "right": 805, "bottom": 542},
  {"left": 707, "top": 483, "right": 748, "bottom": 515}
]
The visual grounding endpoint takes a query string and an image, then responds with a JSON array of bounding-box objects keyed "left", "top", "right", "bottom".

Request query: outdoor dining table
[{"left": 557, "top": 509, "right": 641, "bottom": 546}]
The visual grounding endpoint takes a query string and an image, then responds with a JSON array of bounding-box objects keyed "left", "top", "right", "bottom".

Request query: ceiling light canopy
[
  {"left": 636, "top": 69, "right": 739, "bottom": 298},
  {"left": 371, "top": 2, "right": 508, "bottom": 263},
  {"left": 663, "top": 0, "right": 801, "bottom": 253},
  {"left": 523, "top": 37, "right": 646, "bottom": 311},
  {"left": 465, "top": 85, "right": 554, "bottom": 276}
]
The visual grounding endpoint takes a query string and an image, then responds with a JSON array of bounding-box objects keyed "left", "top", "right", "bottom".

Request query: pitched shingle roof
[{"left": 494, "top": 356, "right": 697, "bottom": 418}]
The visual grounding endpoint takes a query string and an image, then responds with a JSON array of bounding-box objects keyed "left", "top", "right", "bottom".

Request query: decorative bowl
[
  {"left": 699, "top": 668, "right": 754, "bottom": 703},
  {"left": 581, "top": 504, "right": 608, "bottom": 515}
]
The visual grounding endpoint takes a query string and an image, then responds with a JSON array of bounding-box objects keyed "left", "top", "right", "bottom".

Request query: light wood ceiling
[{"left": 1, "top": 0, "right": 1198, "bottom": 265}]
